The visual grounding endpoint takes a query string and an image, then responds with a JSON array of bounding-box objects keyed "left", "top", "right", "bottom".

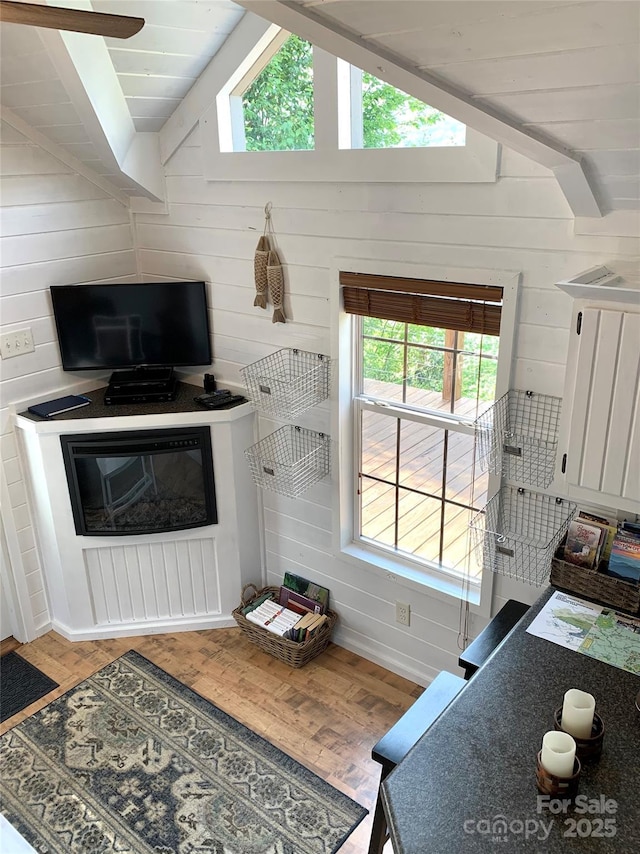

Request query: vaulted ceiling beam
[
  {"left": 0, "top": 104, "right": 129, "bottom": 206},
  {"left": 236, "top": 0, "right": 602, "bottom": 217},
  {"left": 36, "top": 2, "right": 164, "bottom": 202}
]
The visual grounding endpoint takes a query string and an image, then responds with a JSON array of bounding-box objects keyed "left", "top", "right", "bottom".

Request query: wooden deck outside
[{"left": 360, "top": 380, "right": 490, "bottom": 578}]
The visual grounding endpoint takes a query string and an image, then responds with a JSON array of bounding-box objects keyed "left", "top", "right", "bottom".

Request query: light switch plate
[{"left": 0, "top": 328, "right": 35, "bottom": 359}]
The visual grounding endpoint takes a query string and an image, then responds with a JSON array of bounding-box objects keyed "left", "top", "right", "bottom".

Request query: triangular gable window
[
  {"left": 241, "top": 34, "right": 314, "bottom": 152},
  {"left": 231, "top": 34, "right": 465, "bottom": 154},
  {"left": 353, "top": 68, "right": 466, "bottom": 149}
]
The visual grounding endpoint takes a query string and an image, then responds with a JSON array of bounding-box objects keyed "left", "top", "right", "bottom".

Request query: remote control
[{"left": 194, "top": 392, "right": 247, "bottom": 409}]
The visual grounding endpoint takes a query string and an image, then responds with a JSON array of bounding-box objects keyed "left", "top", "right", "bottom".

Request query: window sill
[
  {"left": 202, "top": 112, "right": 498, "bottom": 184},
  {"left": 340, "top": 542, "right": 481, "bottom": 608}
]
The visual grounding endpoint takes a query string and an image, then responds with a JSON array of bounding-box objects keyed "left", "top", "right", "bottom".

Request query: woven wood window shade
[{"left": 340, "top": 272, "right": 503, "bottom": 336}]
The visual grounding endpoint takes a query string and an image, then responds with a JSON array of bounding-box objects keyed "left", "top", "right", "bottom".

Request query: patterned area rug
[{"left": 0, "top": 651, "right": 367, "bottom": 853}]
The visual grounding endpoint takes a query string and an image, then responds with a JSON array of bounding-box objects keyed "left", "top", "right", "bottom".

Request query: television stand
[{"left": 104, "top": 368, "right": 178, "bottom": 405}]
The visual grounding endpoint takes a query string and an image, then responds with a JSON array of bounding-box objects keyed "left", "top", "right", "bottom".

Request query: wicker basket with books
[
  {"left": 232, "top": 583, "right": 337, "bottom": 668},
  {"left": 550, "top": 558, "right": 640, "bottom": 615},
  {"left": 550, "top": 514, "right": 640, "bottom": 614}
]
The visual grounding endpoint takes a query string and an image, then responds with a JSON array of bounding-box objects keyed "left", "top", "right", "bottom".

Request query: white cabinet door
[{"left": 564, "top": 307, "right": 640, "bottom": 508}]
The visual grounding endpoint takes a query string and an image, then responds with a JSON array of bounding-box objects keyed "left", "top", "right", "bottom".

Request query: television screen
[{"left": 50, "top": 281, "right": 212, "bottom": 371}]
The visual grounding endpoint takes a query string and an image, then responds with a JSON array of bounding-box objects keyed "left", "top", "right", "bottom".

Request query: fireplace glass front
[{"left": 61, "top": 427, "right": 217, "bottom": 536}]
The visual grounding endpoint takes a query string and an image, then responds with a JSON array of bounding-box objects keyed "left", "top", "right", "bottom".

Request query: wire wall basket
[
  {"left": 474, "top": 390, "right": 563, "bottom": 488},
  {"left": 469, "top": 486, "right": 577, "bottom": 586},
  {"left": 244, "top": 425, "right": 331, "bottom": 498},
  {"left": 240, "top": 348, "right": 331, "bottom": 420}
]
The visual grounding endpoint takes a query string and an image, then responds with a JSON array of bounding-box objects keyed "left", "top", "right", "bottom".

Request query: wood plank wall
[
  {"left": 132, "top": 125, "right": 638, "bottom": 684},
  {"left": 1, "top": 119, "right": 638, "bottom": 682},
  {"left": 0, "top": 120, "right": 137, "bottom": 638}
]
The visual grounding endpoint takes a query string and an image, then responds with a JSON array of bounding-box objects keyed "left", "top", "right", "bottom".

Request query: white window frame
[
  {"left": 330, "top": 257, "right": 520, "bottom": 617},
  {"left": 202, "top": 37, "right": 498, "bottom": 184},
  {"left": 224, "top": 29, "right": 291, "bottom": 153},
  {"left": 354, "top": 342, "right": 486, "bottom": 590}
]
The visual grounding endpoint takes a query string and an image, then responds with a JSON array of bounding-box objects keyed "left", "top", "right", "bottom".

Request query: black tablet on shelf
[{"left": 28, "top": 395, "right": 91, "bottom": 418}]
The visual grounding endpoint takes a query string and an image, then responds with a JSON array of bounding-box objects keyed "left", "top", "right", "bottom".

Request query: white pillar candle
[
  {"left": 541, "top": 731, "right": 576, "bottom": 778},
  {"left": 561, "top": 689, "right": 596, "bottom": 739}
]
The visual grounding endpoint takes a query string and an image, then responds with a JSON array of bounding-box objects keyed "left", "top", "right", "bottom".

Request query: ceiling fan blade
[{"left": 0, "top": 1, "right": 144, "bottom": 39}]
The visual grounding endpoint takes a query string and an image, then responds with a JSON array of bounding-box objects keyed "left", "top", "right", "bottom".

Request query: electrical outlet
[
  {"left": 0, "top": 328, "right": 35, "bottom": 359},
  {"left": 395, "top": 601, "right": 410, "bottom": 626}
]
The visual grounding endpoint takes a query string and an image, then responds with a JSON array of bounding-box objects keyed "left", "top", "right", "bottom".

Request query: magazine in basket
[{"left": 562, "top": 517, "right": 605, "bottom": 569}]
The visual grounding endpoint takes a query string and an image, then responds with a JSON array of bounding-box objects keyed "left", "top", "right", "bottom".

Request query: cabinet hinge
[
  {"left": 576, "top": 312, "right": 582, "bottom": 335},
  {"left": 561, "top": 453, "right": 567, "bottom": 474}
]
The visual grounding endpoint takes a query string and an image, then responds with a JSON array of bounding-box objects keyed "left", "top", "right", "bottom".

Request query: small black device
[
  {"left": 204, "top": 373, "right": 217, "bottom": 392},
  {"left": 194, "top": 391, "right": 246, "bottom": 410},
  {"left": 104, "top": 377, "right": 178, "bottom": 405}
]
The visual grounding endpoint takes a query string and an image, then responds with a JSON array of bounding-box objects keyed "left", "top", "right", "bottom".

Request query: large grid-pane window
[{"left": 342, "top": 272, "right": 502, "bottom": 583}]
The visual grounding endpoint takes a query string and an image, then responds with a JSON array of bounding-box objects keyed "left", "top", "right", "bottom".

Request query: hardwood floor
[
  {"left": 0, "top": 637, "right": 21, "bottom": 656},
  {"left": 1, "top": 629, "right": 423, "bottom": 853}
]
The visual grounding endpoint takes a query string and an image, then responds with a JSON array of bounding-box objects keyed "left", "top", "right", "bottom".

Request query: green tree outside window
[{"left": 242, "top": 35, "right": 462, "bottom": 152}]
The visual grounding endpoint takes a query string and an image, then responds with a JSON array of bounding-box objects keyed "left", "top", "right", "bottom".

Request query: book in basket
[
  {"left": 233, "top": 583, "right": 337, "bottom": 668},
  {"left": 282, "top": 572, "right": 329, "bottom": 610},
  {"left": 605, "top": 529, "right": 640, "bottom": 584},
  {"left": 245, "top": 600, "right": 301, "bottom": 636},
  {"left": 278, "top": 586, "right": 324, "bottom": 616},
  {"left": 563, "top": 518, "right": 605, "bottom": 569},
  {"left": 577, "top": 511, "right": 618, "bottom": 566}
]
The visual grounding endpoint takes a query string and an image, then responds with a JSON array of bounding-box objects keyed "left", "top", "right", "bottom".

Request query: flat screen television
[{"left": 50, "top": 282, "right": 212, "bottom": 378}]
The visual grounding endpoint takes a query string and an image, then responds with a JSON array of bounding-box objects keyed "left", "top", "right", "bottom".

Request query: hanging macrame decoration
[
  {"left": 267, "top": 248, "right": 286, "bottom": 323},
  {"left": 253, "top": 202, "right": 286, "bottom": 323},
  {"left": 253, "top": 231, "right": 270, "bottom": 310}
]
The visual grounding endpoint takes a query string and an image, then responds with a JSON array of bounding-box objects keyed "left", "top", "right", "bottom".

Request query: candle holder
[
  {"left": 554, "top": 707, "right": 605, "bottom": 762},
  {"left": 536, "top": 752, "right": 581, "bottom": 798}
]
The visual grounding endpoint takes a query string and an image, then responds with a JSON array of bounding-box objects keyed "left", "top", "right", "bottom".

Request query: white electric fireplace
[
  {"left": 15, "top": 400, "right": 260, "bottom": 641},
  {"left": 60, "top": 426, "right": 218, "bottom": 536}
]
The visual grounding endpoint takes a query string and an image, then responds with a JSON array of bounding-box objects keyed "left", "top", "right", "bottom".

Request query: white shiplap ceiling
[
  {"left": 95, "top": 0, "right": 244, "bottom": 132},
  {"left": 0, "top": 0, "right": 639, "bottom": 213},
  {"left": 0, "top": 1, "right": 244, "bottom": 192},
  {"left": 1, "top": 2, "right": 243, "bottom": 128}
]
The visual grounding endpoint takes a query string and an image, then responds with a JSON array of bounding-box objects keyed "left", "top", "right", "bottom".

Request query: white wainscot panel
[{"left": 85, "top": 535, "right": 221, "bottom": 626}]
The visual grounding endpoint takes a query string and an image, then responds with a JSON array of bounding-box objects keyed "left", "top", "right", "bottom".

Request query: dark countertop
[
  {"left": 19, "top": 382, "right": 249, "bottom": 422},
  {"left": 382, "top": 587, "right": 640, "bottom": 853}
]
